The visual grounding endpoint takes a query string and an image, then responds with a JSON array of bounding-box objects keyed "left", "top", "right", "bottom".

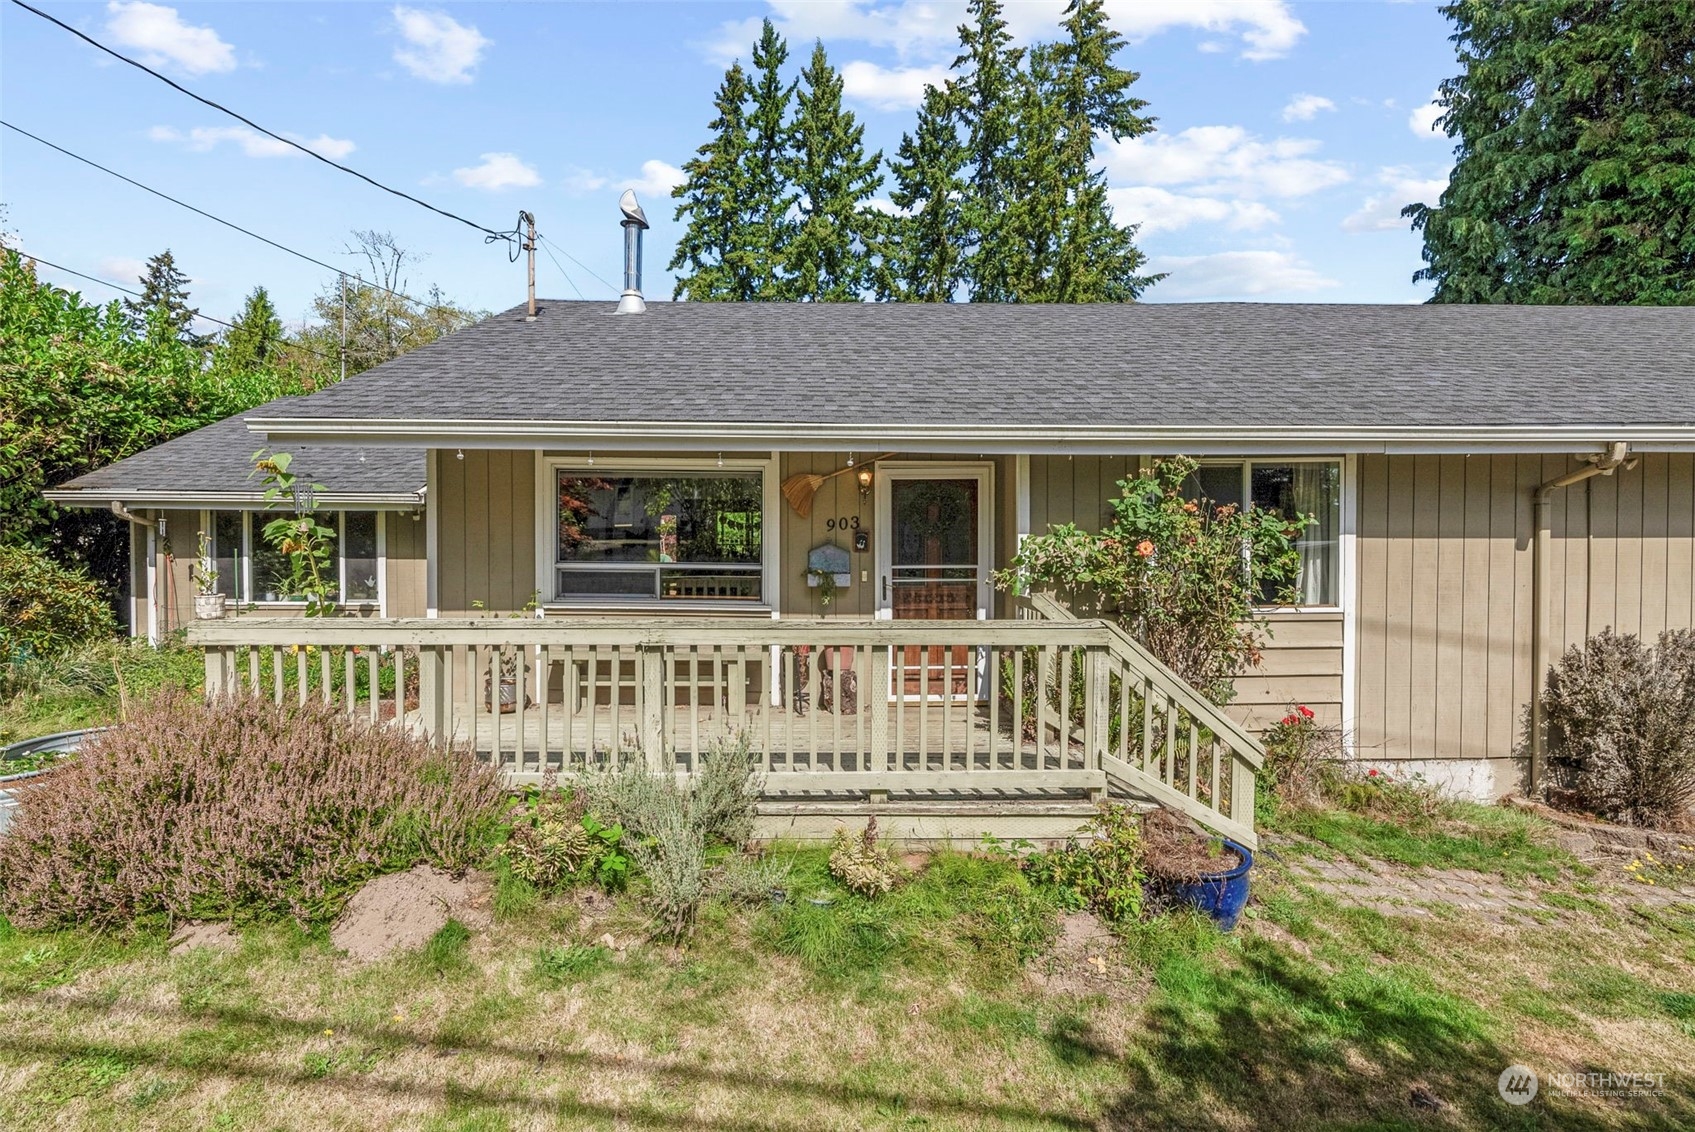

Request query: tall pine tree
[
  {"left": 950, "top": 0, "right": 1027, "bottom": 302},
  {"left": 671, "top": 63, "right": 757, "bottom": 300},
  {"left": 670, "top": 20, "right": 796, "bottom": 300},
  {"left": 742, "top": 19, "right": 798, "bottom": 296},
  {"left": 217, "top": 286, "right": 283, "bottom": 372},
  {"left": 877, "top": 82, "right": 969, "bottom": 301},
  {"left": 1006, "top": 0, "right": 1157, "bottom": 301},
  {"left": 123, "top": 249, "right": 203, "bottom": 343},
  {"left": 1406, "top": 1, "right": 1695, "bottom": 304},
  {"left": 783, "top": 41, "right": 885, "bottom": 301}
]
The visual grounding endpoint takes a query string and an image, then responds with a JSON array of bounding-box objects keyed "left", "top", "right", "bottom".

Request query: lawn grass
[
  {"left": 1267, "top": 794, "right": 1578, "bottom": 882},
  {"left": 1, "top": 825, "right": 1693, "bottom": 1131}
]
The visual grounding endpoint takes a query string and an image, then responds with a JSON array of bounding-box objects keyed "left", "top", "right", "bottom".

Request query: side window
[{"left": 211, "top": 511, "right": 244, "bottom": 599}]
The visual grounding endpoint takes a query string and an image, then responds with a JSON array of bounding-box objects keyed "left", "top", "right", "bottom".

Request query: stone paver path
[{"left": 1267, "top": 838, "right": 1695, "bottom": 925}]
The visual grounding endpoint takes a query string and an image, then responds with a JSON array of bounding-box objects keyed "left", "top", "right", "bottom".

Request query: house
[{"left": 46, "top": 246, "right": 1695, "bottom": 843}]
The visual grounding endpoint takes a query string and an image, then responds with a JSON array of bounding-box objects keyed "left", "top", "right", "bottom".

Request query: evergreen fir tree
[
  {"left": 1007, "top": 0, "right": 1158, "bottom": 301},
  {"left": 783, "top": 41, "right": 885, "bottom": 301},
  {"left": 877, "top": 83, "right": 969, "bottom": 301},
  {"left": 1406, "top": 1, "right": 1695, "bottom": 304},
  {"left": 951, "top": 0, "right": 1027, "bottom": 301},
  {"left": 123, "top": 249, "right": 203, "bottom": 343},
  {"left": 217, "top": 286, "right": 284, "bottom": 372},
  {"left": 742, "top": 18, "right": 798, "bottom": 297},
  {"left": 671, "top": 63, "right": 757, "bottom": 300}
]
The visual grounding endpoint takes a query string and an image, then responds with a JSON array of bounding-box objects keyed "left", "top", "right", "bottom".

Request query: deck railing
[{"left": 188, "top": 601, "right": 1261, "bottom": 846}]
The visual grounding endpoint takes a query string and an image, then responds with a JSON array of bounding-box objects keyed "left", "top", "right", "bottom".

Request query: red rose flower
[
  {"left": 1367, "top": 768, "right": 1379, "bottom": 777},
  {"left": 1298, "top": 705, "right": 1315, "bottom": 719}
]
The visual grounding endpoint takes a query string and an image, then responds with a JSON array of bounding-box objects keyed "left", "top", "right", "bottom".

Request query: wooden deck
[{"left": 428, "top": 696, "right": 1095, "bottom": 788}]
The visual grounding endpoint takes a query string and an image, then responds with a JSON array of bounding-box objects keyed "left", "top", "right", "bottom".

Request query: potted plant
[
  {"left": 192, "top": 531, "right": 226, "bottom": 620},
  {"left": 1143, "top": 807, "right": 1254, "bottom": 930}
]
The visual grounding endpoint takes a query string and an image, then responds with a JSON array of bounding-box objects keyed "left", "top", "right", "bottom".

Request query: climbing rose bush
[{"left": 999, "top": 456, "right": 1310, "bottom": 705}]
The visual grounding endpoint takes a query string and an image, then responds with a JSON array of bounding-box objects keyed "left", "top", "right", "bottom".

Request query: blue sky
[{"left": 1, "top": 1, "right": 1459, "bottom": 330}]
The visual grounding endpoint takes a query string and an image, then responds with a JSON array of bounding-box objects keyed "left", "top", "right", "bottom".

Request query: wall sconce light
[{"left": 856, "top": 466, "right": 873, "bottom": 498}]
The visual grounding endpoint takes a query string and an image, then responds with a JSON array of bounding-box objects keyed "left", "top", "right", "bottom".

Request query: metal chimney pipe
[{"left": 617, "top": 190, "right": 649, "bottom": 314}]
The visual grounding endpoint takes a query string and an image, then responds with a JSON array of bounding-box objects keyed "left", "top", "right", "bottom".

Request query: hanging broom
[{"left": 780, "top": 454, "right": 893, "bottom": 519}]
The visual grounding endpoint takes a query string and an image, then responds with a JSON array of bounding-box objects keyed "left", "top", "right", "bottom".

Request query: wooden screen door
[{"left": 876, "top": 464, "right": 993, "bottom": 698}]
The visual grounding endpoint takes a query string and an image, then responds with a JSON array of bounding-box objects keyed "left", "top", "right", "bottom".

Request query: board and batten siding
[
  {"left": 1355, "top": 453, "right": 1695, "bottom": 792},
  {"left": 384, "top": 511, "right": 427, "bottom": 618},
  {"left": 1024, "top": 455, "right": 1345, "bottom": 734},
  {"left": 434, "top": 449, "right": 537, "bottom": 615}
]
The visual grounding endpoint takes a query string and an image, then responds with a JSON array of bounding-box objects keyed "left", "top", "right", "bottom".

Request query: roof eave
[
  {"left": 241, "top": 417, "right": 1695, "bottom": 456},
  {"left": 43, "top": 488, "right": 427, "bottom": 510}
]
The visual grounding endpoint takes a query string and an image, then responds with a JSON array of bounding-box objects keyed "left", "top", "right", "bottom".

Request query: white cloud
[
  {"left": 1109, "top": 186, "right": 1278, "bottom": 235},
  {"left": 451, "top": 152, "right": 540, "bottom": 191},
  {"left": 1341, "top": 167, "right": 1448, "bottom": 233},
  {"left": 97, "top": 256, "right": 148, "bottom": 285},
  {"left": 1146, "top": 250, "right": 1339, "bottom": 300},
  {"left": 1106, "top": 0, "right": 1305, "bottom": 61},
  {"left": 391, "top": 6, "right": 490, "bottom": 84},
  {"left": 1104, "top": 125, "right": 1350, "bottom": 199},
  {"left": 623, "top": 160, "right": 685, "bottom": 199},
  {"left": 1281, "top": 93, "right": 1335, "bottom": 122},
  {"left": 707, "top": 1, "right": 1304, "bottom": 65},
  {"left": 840, "top": 60, "right": 951, "bottom": 112},
  {"left": 563, "top": 167, "right": 611, "bottom": 194},
  {"left": 149, "top": 124, "right": 355, "bottom": 159},
  {"left": 104, "top": 2, "right": 235, "bottom": 75},
  {"left": 1409, "top": 93, "right": 1445, "bottom": 139}
]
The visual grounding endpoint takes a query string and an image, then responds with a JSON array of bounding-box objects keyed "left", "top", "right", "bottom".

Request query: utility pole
[
  {"left": 338, "top": 276, "right": 347, "bottom": 382},
  {"left": 521, "top": 211, "right": 537, "bottom": 321}
]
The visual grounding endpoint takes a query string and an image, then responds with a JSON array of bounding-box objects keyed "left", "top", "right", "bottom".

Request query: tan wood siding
[
  {"left": 385, "top": 511, "right": 427, "bottom": 618},
  {"left": 434, "top": 449, "right": 536, "bottom": 615},
  {"left": 1356, "top": 453, "right": 1695, "bottom": 773},
  {"left": 1028, "top": 455, "right": 1140, "bottom": 535}
]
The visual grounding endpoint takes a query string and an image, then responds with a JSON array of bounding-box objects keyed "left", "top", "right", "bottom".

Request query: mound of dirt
[
  {"left": 331, "top": 865, "right": 491, "bottom": 961},
  {"left": 1027, "top": 911, "right": 1137, "bottom": 997}
]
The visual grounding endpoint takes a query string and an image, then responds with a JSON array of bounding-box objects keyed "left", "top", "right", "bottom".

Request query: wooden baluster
[
  {"left": 247, "top": 647, "right": 259, "bottom": 697},
  {"left": 1187, "top": 721, "right": 1199, "bottom": 799},
  {"left": 940, "top": 645, "right": 952, "bottom": 772},
  {"left": 1141, "top": 677, "right": 1155, "bottom": 772},
  {"left": 1163, "top": 695, "right": 1177, "bottom": 787},
  {"left": 1012, "top": 648, "right": 1025, "bottom": 771},
  {"left": 319, "top": 647, "right": 332, "bottom": 705},
  {"left": 539, "top": 645, "right": 555, "bottom": 774},
  {"left": 296, "top": 648, "right": 308, "bottom": 706},
  {"left": 688, "top": 645, "right": 701, "bottom": 768},
  {"left": 987, "top": 645, "right": 1001, "bottom": 772},
  {"left": 343, "top": 649, "right": 356, "bottom": 713},
  {"left": 513, "top": 645, "right": 528, "bottom": 776}
]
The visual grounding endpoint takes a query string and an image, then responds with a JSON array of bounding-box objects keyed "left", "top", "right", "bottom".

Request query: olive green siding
[
  {"left": 434, "top": 449, "right": 537, "bottom": 616},
  {"left": 1356, "top": 453, "right": 1695, "bottom": 779},
  {"left": 385, "top": 511, "right": 427, "bottom": 618}
]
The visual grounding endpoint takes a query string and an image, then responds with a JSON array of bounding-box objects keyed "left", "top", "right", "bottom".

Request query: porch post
[
  {"left": 638, "top": 644, "right": 666, "bottom": 771},
  {"left": 417, "top": 645, "right": 447, "bottom": 741}
]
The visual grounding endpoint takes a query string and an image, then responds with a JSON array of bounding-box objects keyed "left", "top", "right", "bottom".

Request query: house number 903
[{"left": 825, "top": 516, "right": 862, "bottom": 532}]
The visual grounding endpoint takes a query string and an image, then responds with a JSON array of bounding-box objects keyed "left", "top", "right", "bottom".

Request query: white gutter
[
  {"left": 243, "top": 417, "right": 1695, "bottom": 455},
  {"left": 45, "top": 489, "right": 427, "bottom": 509}
]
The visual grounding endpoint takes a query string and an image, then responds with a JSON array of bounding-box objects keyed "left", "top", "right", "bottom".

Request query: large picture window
[
  {"left": 554, "top": 471, "right": 763, "bottom": 602},
  {"left": 210, "top": 510, "right": 383, "bottom": 606},
  {"left": 1184, "top": 460, "right": 1342, "bottom": 607}
]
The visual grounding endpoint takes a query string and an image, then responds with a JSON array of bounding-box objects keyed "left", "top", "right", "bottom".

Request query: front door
[{"left": 876, "top": 464, "right": 993, "bottom": 698}]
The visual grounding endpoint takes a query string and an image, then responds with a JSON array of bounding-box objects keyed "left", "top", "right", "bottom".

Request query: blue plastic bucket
[{"left": 1164, "top": 839, "right": 1254, "bottom": 931}]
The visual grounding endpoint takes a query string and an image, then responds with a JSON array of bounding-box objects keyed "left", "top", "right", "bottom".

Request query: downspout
[
  {"left": 1529, "top": 442, "right": 1635, "bottom": 791},
  {"left": 109, "top": 503, "right": 158, "bottom": 643}
]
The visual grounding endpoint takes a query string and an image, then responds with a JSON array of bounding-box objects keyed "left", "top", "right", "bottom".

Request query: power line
[
  {"left": 18, "top": 249, "right": 339, "bottom": 366},
  {"left": 2, "top": 119, "right": 455, "bottom": 315},
  {"left": 537, "top": 234, "right": 619, "bottom": 296},
  {"left": 9, "top": 0, "right": 518, "bottom": 245},
  {"left": 536, "top": 238, "right": 585, "bottom": 300}
]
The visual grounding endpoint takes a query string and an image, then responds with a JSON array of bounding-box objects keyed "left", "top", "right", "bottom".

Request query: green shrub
[
  {"left": 1024, "top": 803, "right": 1146, "bottom": 924},
  {"left": 690, "top": 735, "right": 763, "bottom": 848},
  {"left": 501, "top": 781, "right": 627, "bottom": 892},
  {"left": 999, "top": 456, "right": 1311, "bottom": 705},
  {"left": 0, "top": 544, "right": 117, "bottom": 663},
  {"left": 1543, "top": 627, "right": 1695, "bottom": 826},
  {"left": 0, "top": 692, "right": 506, "bottom": 928}
]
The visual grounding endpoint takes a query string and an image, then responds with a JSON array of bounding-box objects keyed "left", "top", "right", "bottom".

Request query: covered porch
[{"left": 190, "top": 596, "right": 1263, "bottom": 847}]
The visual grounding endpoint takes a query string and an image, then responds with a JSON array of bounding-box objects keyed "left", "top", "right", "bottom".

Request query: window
[
  {"left": 210, "top": 510, "right": 383, "bottom": 606},
  {"left": 553, "top": 470, "right": 764, "bottom": 602},
  {"left": 1182, "top": 460, "right": 1342, "bottom": 607}
]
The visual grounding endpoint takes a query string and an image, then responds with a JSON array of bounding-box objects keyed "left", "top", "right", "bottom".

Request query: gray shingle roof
[
  {"left": 246, "top": 300, "right": 1695, "bottom": 432},
  {"left": 48, "top": 401, "right": 424, "bottom": 504}
]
